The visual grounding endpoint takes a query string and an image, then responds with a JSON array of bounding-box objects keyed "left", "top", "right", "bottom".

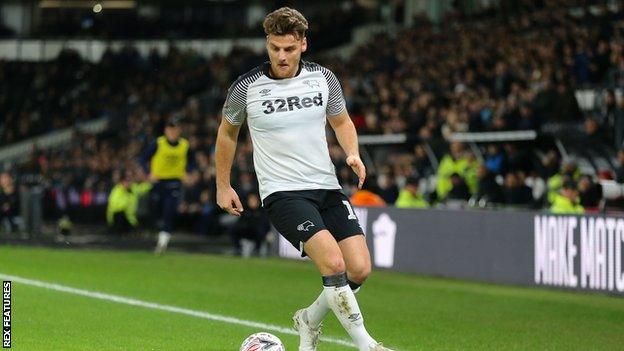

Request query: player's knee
[
  {"left": 348, "top": 262, "right": 371, "bottom": 283},
  {"left": 323, "top": 256, "right": 346, "bottom": 275}
]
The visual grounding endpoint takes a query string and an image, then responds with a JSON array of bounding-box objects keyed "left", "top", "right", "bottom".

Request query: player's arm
[
  {"left": 215, "top": 118, "right": 244, "bottom": 216},
  {"left": 328, "top": 110, "right": 366, "bottom": 189},
  {"left": 216, "top": 77, "right": 248, "bottom": 216}
]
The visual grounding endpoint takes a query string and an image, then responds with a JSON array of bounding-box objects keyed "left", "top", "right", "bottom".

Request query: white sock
[
  {"left": 324, "top": 284, "right": 376, "bottom": 351},
  {"left": 306, "top": 282, "right": 361, "bottom": 327},
  {"left": 305, "top": 290, "right": 329, "bottom": 327}
]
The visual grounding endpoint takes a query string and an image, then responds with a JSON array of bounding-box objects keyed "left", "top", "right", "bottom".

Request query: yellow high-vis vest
[{"left": 150, "top": 136, "right": 189, "bottom": 180}]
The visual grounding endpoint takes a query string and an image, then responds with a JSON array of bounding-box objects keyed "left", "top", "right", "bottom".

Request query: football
[{"left": 239, "top": 332, "right": 285, "bottom": 351}]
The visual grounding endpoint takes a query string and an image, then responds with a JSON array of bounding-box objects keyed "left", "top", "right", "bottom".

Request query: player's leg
[
  {"left": 265, "top": 191, "right": 384, "bottom": 350},
  {"left": 303, "top": 230, "right": 378, "bottom": 351},
  {"left": 322, "top": 190, "right": 371, "bottom": 288},
  {"left": 309, "top": 190, "right": 391, "bottom": 350},
  {"left": 303, "top": 235, "right": 368, "bottom": 327},
  {"left": 305, "top": 190, "right": 369, "bottom": 326},
  {"left": 339, "top": 235, "right": 372, "bottom": 293},
  {"left": 302, "top": 229, "right": 345, "bottom": 275},
  {"left": 264, "top": 192, "right": 329, "bottom": 350}
]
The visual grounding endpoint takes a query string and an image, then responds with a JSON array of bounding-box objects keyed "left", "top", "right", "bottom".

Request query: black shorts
[{"left": 263, "top": 189, "right": 364, "bottom": 256}]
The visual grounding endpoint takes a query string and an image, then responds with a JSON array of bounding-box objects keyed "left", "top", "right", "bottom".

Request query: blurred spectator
[
  {"left": 484, "top": 144, "right": 506, "bottom": 175},
  {"left": 474, "top": 165, "right": 504, "bottom": 205},
  {"left": 377, "top": 167, "right": 399, "bottom": 204},
  {"left": 446, "top": 173, "right": 471, "bottom": 202},
  {"left": 524, "top": 171, "right": 547, "bottom": 205},
  {"left": 540, "top": 149, "right": 561, "bottom": 179},
  {"left": 141, "top": 116, "right": 197, "bottom": 254},
  {"left": 503, "top": 172, "right": 533, "bottom": 206},
  {"left": 517, "top": 104, "right": 537, "bottom": 130},
  {"left": 229, "top": 192, "right": 270, "bottom": 257},
  {"left": 599, "top": 89, "right": 617, "bottom": 143},
  {"left": 547, "top": 161, "right": 580, "bottom": 204},
  {"left": 553, "top": 81, "right": 583, "bottom": 122},
  {"left": 106, "top": 172, "right": 151, "bottom": 234},
  {"left": 413, "top": 144, "right": 434, "bottom": 178},
  {"left": 178, "top": 173, "right": 204, "bottom": 230},
  {"left": 196, "top": 189, "right": 220, "bottom": 236},
  {"left": 550, "top": 179, "right": 584, "bottom": 214},
  {"left": 436, "top": 142, "right": 477, "bottom": 200},
  {"left": 0, "top": 172, "right": 20, "bottom": 233},
  {"left": 578, "top": 175, "right": 603, "bottom": 210},
  {"left": 395, "top": 176, "right": 428, "bottom": 209},
  {"left": 584, "top": 117, "right": 604, "bottom": 141},
  {"left": 57, "top": 215, "right": 72, "bottom": 236},
  {"left": 505, "top": 142, "right": 533, "bottom": 174}
]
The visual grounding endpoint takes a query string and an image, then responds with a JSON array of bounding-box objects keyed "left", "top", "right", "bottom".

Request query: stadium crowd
[
  {"left": 335, "top": 2, "right": 624, "bottom": 144},
  {"left": 2, "top": 1, "right": 624, "bottom": 237}
]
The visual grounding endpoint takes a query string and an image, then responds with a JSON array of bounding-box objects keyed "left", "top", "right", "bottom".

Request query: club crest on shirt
[{"left": 302, "top": 80, "right": 320, "bottom": 88}]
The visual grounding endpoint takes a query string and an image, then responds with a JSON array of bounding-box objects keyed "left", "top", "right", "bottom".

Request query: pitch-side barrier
[{"left": 278, "top": 207, "right": 624, "bottom": 296}]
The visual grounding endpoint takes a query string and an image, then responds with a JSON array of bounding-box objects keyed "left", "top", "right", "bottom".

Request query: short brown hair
[{"left": 263, "top": 7, "right": 308, "bottom": 39}]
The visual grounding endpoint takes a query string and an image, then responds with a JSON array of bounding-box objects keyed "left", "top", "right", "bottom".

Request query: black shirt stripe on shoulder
[
  {"left": 303, "top": 61, "right": 346, "bottom": 116},
  {"left": 222, "top": 65, "right": 264, "bottom": 125}
]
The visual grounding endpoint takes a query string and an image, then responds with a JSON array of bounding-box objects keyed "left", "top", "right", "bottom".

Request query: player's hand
[
  {"left": 217, "top": 186, "right": 244, "bottom": 216},
  {"left": 346, "top": 155, "right": 366, "bottom": 189}
]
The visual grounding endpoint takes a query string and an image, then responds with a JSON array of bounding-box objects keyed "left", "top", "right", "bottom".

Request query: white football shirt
[{"left": 222, "top": 61, "right": 345, "bottom": 201}]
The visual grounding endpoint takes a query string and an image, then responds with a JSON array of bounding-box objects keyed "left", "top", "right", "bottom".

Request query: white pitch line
[{"left": 0, "top": 273, "right": 356, "bottom": 348}]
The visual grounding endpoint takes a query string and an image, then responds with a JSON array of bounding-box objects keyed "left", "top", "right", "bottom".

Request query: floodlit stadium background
[{"left": 0, "top": 1, "right": 623, "bottom": 350}]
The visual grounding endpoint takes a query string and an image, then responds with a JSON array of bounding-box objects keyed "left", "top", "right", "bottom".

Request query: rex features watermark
[{"left": 2, "top": 281, "right": 10, "bottom": 349}]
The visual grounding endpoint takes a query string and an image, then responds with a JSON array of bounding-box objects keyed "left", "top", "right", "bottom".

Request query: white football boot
[{"left": 292, "top": 309, "right": 322, "bottom": 351}]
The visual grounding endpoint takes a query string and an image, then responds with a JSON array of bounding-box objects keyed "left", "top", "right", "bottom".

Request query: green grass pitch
[{"left": 0, "top": 245, "right": 623, "bottom": 350}]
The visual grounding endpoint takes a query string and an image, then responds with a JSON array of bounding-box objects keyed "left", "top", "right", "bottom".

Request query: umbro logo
[
  {"left": 302, "top": 80, "right": 320, "bottom": 88},
  {"left": 348, "top": 313, "right": 361, "bottom": 322},
  {"left": 297, "top": 220, "right": 315, "bottom": 232},
  {"left": 259, "top": 89, "right": 272, "bottom": 97}
]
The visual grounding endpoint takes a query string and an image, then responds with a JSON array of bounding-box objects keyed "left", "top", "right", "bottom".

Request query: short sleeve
[
  {"left": 222, "top": 80, "right": 247, "bottom": 125},
  {"left": 322, "top": 68, "right": 346, "bottom": 116}
]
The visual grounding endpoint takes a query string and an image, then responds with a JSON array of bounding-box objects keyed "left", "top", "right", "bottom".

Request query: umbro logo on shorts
[{"left": 297, "top": 220, "right": 315, "bottom": 231}]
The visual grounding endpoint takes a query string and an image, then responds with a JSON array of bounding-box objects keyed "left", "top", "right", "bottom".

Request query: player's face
[{"left": 266, "top": 34, "right": 307, "bottom": 79}]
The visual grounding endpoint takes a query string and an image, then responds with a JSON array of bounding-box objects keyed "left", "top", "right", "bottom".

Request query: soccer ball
[{"left": 239, "top": 332, "right": 285, "bottom": 351}]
